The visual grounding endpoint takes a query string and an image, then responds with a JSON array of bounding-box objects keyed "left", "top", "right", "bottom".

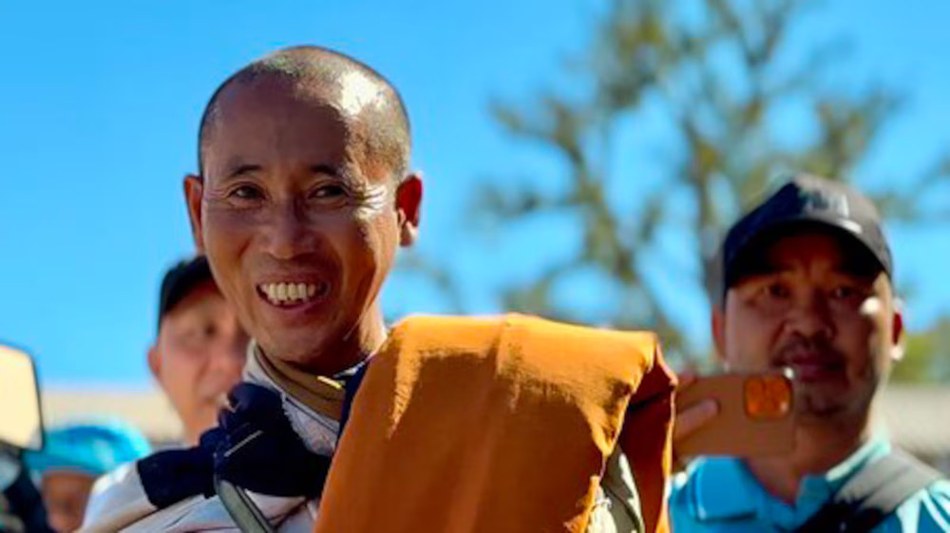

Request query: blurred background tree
[
  {"left": 894, "top": 318, "right": 950, "bottom": 383},
  {"left": 439, "top": 0, "right": 948, "bottom": 368}
]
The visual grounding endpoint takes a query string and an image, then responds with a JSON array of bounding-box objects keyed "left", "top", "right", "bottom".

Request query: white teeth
[{"left": 258, "top": 282, "right": 322, "bottom": 305}]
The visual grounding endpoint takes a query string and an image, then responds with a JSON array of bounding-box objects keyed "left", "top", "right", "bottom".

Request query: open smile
[{"left": 256, "top": 281, "right": 331, "bottom": 307}]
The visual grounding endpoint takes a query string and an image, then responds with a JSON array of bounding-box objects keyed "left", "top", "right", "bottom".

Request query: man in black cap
[
  {"left": 669, "top": 175, "right": 950, "bottom": 531},
  {"left": 148, "top": 256, "right": 248, "bottom": 445}
]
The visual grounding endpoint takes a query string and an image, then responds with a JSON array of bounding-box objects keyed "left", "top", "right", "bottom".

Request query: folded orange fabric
[{"left": 314, "top": 314, "right": 676, "bottom": 533}]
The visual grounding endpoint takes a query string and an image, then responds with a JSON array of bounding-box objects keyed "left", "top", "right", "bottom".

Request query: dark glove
[
  {"left": 213, "top": 383, "right": 332, "bottom": 498},
  {"left": 138, "top": 428, "right": 223, "bottom": 508}
]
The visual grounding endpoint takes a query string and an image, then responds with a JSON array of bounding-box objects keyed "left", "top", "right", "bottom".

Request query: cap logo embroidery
[{"left": 801, "top": 189, "right": 849, "bottom": 217}]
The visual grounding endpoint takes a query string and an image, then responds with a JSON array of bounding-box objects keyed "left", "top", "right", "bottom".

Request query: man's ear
[
  {"left": 147, "top": 344, "right": 161, "bottom": 380},
  {"left": 184, "top": 174, "right": 205, "bottom": 253},
  {"left": 711, "top": 307, "right": 728, "bottom": 366},
  {"left": 395, "top": 173, "right": 423, "bottom": 247},
  {"left": 891, "top": 301, "right": 906, "bottom": 362}
]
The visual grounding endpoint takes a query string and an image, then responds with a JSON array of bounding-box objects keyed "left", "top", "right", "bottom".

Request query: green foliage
[
  {"left": 893, "top": 318, "right": 950, "bottom": 383},
  {"left": 461, "top": 0, "right": 947, "bottom": 365}
]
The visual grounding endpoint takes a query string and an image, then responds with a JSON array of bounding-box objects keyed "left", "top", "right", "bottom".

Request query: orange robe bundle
[{"left": 315, "top": 314, "right": 676, "bottom": 533}]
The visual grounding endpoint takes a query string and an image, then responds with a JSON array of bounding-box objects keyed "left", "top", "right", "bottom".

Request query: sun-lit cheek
[
  {"left": 201, "top": 207, "right": 257, "bottom": 325},
  {"left": 335, "top": 220, "right": 394, "bottom": 307},
  {"left": 203, "top": 201, "right": 265, "bottom": 237},
  {"left": 328, "top": 202, "right": 393, "bottom": 250}
]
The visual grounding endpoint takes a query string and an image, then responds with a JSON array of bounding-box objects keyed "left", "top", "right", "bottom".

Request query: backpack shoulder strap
[
  {"left": 215, "top": 474, "right": 277, "bottom": 533},
  {"left": 796, "top": 449, "right": 943, "bottom": 532}
]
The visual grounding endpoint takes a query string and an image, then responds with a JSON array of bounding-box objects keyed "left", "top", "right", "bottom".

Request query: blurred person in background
[
  {"left": 670, "top": 175, "right": 950, "bottom": 532},
  {"left": 81, "top": 257, "right": 248, "bottom": 529},
  {"left": 23, "top": 421, "right": 151, "bottom": 532},
  {"left": 149, "top": 256, "right": 249, "bottom": 445}
]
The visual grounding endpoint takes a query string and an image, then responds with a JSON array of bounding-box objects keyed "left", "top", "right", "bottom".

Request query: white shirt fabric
[{"left": 80, "top": 343, "right": 336, "bottom": 533}]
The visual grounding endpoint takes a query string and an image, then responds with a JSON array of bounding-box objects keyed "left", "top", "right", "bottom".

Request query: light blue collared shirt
[{"left": 669, "top": 437, "right": 950, "bottom": 532}]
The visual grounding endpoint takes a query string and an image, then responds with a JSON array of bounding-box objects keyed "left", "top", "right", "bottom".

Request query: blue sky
[{"left": 1, "top": 0, "right": 948, "bottom": 387}]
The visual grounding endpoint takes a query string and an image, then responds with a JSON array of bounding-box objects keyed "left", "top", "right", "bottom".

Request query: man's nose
[
  {"left": 264, "top": 200, "right": 318, "bottom": 260},
  {"left": 786, "top": 289, "right": 835, "bottom": 340}
]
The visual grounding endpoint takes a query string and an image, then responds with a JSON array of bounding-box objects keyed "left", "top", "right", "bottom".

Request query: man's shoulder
[
  {"left": 885, "top": 477, "right": 950, "bottom": 532},
  {"left": 852, "top": 449, "right": 950, "bottom": 532},
  {"left": 803, "top": 448, "right": 949, "bottom": 532}
]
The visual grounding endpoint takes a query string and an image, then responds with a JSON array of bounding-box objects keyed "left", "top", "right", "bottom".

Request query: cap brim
[
  {"left": 726, "top": 214, "right": 890, "bottom": 286},
  {"left": 160, "top": 257, "right": 214, "bottom": 319}
]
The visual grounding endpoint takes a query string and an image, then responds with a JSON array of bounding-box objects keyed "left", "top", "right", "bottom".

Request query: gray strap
[
  {"left": 796, "top": 449, "right": 942, "bottom": 532},
  {"left": 214, "top": 475, "right": 277, "bottom": 533}
]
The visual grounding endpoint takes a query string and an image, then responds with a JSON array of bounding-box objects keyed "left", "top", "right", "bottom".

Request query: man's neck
[
  {"left": 313, "top": 310, "right": 387, "bottom": 375},
  {"left": 255, "top": 310, "right": 388, "bottom": 418},
  {"left": 274, "top": 307, "right": 388, "bottom": 375},
  {"left": 743, "top": 412, "right": 873, "bottom": 504}
]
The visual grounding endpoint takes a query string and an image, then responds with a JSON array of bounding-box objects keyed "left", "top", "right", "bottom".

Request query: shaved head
[
  {"left": 184, "top": 44, "right": 423, "bottom": 374},
  {"left": 197, "top": 46, "right": 411, "bottom": 180}
]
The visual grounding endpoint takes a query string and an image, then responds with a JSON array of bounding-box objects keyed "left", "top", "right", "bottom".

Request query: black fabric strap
[
  {"left": 210, "top": 364, "right": 367, "bottom": 529},
  {"left": 795, "top": 449, "right": 942, "bottom": 532},
  {"left": 137, "top": 445, "right": 216, "bottom": 508}
]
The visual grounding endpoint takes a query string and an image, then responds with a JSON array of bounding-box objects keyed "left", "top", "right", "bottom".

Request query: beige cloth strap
[{"left": 254, "top": 350, "right": 345, "bottom": 421}]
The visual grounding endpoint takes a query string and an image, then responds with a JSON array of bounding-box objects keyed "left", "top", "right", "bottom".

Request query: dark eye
[
  {"left": 762, "top": 282, "right": 791, "bottom": 300},
  {"left": 229, "top": 185, "right": 264, "bottom": 200},
  {"left": 830, "top": 285, "right": 862, "bottom": 300},
  {"left": 311, "top": 184, "right": 347, "bottom": 199}
]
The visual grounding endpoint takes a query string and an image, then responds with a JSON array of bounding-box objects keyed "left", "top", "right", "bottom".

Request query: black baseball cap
[
  {"left": 158, "top": 256, "right": 214, "bottom": 328},
  {"left": 716, "top": 174, "right": 892, "bottom": 305}
]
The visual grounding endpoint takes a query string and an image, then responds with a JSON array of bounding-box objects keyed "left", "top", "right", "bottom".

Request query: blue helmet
[{"left": 24, "top": 420, "right": 152, "bottom": 477}]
